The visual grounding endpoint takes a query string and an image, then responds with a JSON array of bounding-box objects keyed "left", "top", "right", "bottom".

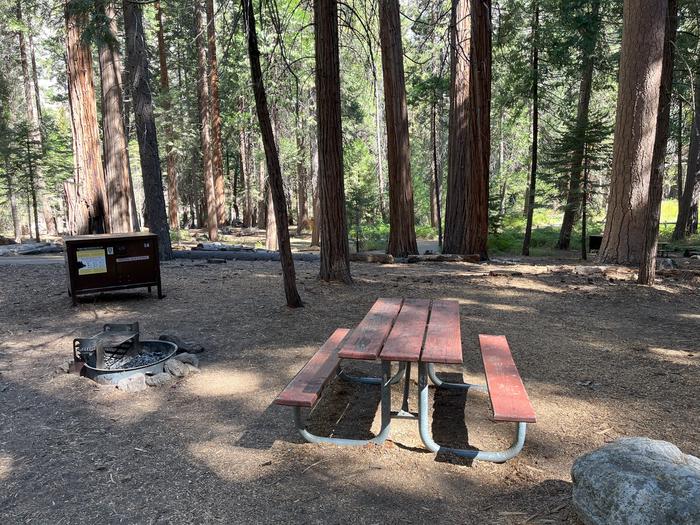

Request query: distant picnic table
[{"left": 275, "top": 298, "right": 536, "bottom": 463}]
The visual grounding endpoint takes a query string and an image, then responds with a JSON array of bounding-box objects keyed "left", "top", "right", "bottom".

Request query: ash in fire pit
[{"left": 72, "top": 323, "right": 178, "bottom": 385}]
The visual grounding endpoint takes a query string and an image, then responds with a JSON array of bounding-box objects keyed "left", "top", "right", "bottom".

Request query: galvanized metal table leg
[
  {"left": 417, "top": 362, "right": 527, "bottom": 462},
  {"left": 401, "top": 362, "right": 411, "bottom": 412},
  {"left": 292, "top": 361, "right": 393, "bottom": 446},
  {"left": 426, "top": 363, "right": 487, "bottom": 392},
  {"left": 390, "top": 361, "right": 418, "bottom": 419},
  {"left": 338, "top": 362, "right": 405, "bottom": 386}
]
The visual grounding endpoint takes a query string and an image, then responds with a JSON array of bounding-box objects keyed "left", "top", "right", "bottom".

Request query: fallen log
[
  {"left": 173, "top": 249, "right": 319, "bottom": 263},
  {"left": 349, "top": 253, "right": 395, "bottom": 264},
  {"left": 194, "top": 242, "right": 253, "bottom": 251},
  {"left": 406, "top": 254, "right": 480, "bottom": 264}
]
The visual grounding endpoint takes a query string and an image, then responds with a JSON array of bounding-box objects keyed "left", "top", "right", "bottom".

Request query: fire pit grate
[{"left": 73, "top": 323, "right": 177, "bottom": 383}]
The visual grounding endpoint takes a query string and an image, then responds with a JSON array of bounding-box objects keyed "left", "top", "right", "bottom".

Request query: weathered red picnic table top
[{"left": 337, "top": 298, "right": 463, "bottom": 364}]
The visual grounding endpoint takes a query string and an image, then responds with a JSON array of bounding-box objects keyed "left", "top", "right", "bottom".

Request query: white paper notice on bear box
[{"left": 76, "top": 248, "right": 107, "bottom": 275}]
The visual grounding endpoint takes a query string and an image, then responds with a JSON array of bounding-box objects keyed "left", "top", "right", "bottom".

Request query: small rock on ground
[
  {"left": 572, "top": 437, "right": 700, "bottom": 525},
  {"left": 55, "top": 359, "right": 73, "bottom": 374},
  {"left": 95, "top": 375, "right": 117, "bottom": 386},
  {"left": 146, "top": 372, "right": 175, "bottom": 387},
  {"left": 185, "top": 363, "right": 200, "bottom": 374},
  {"left": 173, "top": 352, "right": 199, "bottom": 367},
  {"left": 164, "top": 358, "right": 189, "bottom": 378},
  {"left": 116, "top": 373, "right": 147, "bottom": 393}
]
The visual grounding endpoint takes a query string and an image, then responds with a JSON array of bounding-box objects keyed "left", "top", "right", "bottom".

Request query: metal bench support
[
  {"left": 426, "top": 363, "right": 488, "bottom": 393},
  {"left": 293, "top": 361, "right": 393, "bottom": 446},
  {"left": 338, "top": 361, "right": 406, "bottom": 386},
  {"left": 417, "top": 362, "right": 527, "bottom": 462}
]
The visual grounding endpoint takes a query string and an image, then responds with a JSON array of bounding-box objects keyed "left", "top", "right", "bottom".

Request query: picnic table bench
[{"left": 274, "top": 298, "right": 536, "bottom": 462}]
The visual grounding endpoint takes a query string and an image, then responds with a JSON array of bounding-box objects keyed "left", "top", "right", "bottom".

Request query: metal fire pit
[{"left": 73, "top": 323, "right": 177, "bottom": 382}]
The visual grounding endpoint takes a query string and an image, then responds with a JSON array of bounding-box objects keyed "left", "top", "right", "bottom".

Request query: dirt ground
[{"left": 0, "top": 254, "right": 698, "bottom": 524}]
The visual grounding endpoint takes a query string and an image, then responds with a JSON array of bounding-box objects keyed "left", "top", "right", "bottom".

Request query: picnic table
[{"left": 275, "top": 298, "right": 536, "bottom": 463}]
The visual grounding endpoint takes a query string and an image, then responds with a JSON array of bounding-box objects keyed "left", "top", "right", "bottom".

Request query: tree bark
[
  {"left": 265, "top": 186, "right": 278, "bottom": 250},
  {"left": 379, "top": 0, "right": 418, "bottom": 257},
  {"left": 373, "top": 73, "right": 387, "bottom": 222},
  {"left": 310, "top": 123, "right": 320, "bottom": 247},
  {"left": 467, "top": 0, "right": 491, "bottom": 259},
  {"left": 315, "top": 0, "right": 352, "bottom": 281},
  {"left": 123, "top": 0, "right": 173, "bottom": 259},
  {"left": 99, "top": 1, "right": 133, "bottom": 233},
  {"left": 639, "top": 0, "right": 678, "bottom": 284},
  {"left": 430, "top": 98, "right": 442, "bottom": 246},
  {"left": 599, "top": 0, "right": 667, "bottom": 264},
  {"left": 522, "top": 1, "right": 539, "bottom": 256},
  {"left": 676, "top": 96, "right": 683, "bottom": 205},
  {"left": 243, "top": 0, "right": 302, "bottom": 307},
  {"left": 206, "top": 0, "right": 226, "bottom": 225},
  {"left": 156, "top": 1, "right": 179, "bottom": 230},
  {"left": 239, "top": 121, "right": 254, "bottom": 227},
  {"left": 295, "top": 102, "right": 309, "bottom": 234},
  {"left": 256, "top": 159, "right": 267, "bottom": 227},
  {"left": 557, "top": 0, "right": 601, "bottom": 250},
  {"left": 673, "top": 69, "right": 700, "bottom": 240},
  {"left": 443, "top": 0, "right": 472, "bottom": 255},
  {"left": 26, "top": 138, "right": 41, "bottom": 241},
  {"left": 444, "top": 0, "right": 490, "bottom": 258},
  {"left": 194, "top": 0, "right": 219, "bottom": 241},
  {"left": 64, "top": 0, "right": 109, "bottom": 234}
]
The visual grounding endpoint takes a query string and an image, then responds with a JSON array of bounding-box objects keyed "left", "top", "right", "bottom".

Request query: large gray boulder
[{"left": 572, "top": 437, "right": 700, "bottom": 525}]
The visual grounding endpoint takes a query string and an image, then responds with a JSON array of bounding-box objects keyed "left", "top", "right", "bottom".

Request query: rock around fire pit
[{"left": 60, "top": 323, "right": 204, "bottom": 392}]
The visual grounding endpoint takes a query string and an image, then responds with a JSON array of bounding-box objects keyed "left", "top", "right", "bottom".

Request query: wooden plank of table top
[
  {"left": 479, "top": 335, "right": 536, "bottom": 423},
  {"left": 421, "top": 300, "right": 463, "bottom": 364},
  {"left": 274, "top": 328, "right": 350, "bottom": 407},
  {"left": 380, "top": 298, "right": 431, "bottom": 362},
  {"left": 338, "top": 298, "right": 403, "bottom": 360}
]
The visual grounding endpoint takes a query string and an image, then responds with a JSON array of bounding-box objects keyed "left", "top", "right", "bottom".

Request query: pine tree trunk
[
  {"left": 379, "top": 0, "right": 418, "bottom": 257},
  {"left": 443, "top": 0, "right": 472, "bottom": 255},
  {"left": 430, "top": 100, "right": 438, "bottom": 228},
  {"left": 467, "top": 0, "right": 491, "bottom": 259},
  {"left": 557, "top": 0, "right": 600, "bottom": 251},
  {"left": 243, "top": 0, "right": 302, "bottom": 307},
  {"left": 373, "top": 73, "right": 387, "bottom": 222},
  {"left": 256, "top": 159, "right": 267, "bottom": 227},
  {"left": 206, "top": 0, "right": 226, "bottom": 225},
  {"left": 599, "top": 0, "right": 667, "bottom": 264},
  {"left": 639, "top": 0, "right": 678, "bottom": 284},
  {"left": 430, "top": 99, "right": 442, "bottom": 247},
  {"left": 240, "top": 123, "right": 253, "bottom": 227},
  {"left": 194, "top": 0, "right": 219, "bottom": 241},
  {"left": 295, "top": 101, "right": 309, "bottom": 234},
  {"left": 123, "top": 0, "right": 173, "bottom": 259},
  {"left": 676, "top": 96, "right": 683, "bottom": 206},
  {"left": 310, "top": 125, "right": 320, "bottom": 247},
  {"left": 522, "top": 1, "right": 539, "bottom": 257},
  {"left": 265, "top": 186, "right": 278, "bottom": 250},
  {"left": 444, "top": 0, "right": 490, "bottom": 258},
  {"left": 156, "top": 1, "right": 179, "bottom": 230},
  {"left": 673, "top": 69, "right": 700, "bottom": 240},
  {"left": 26, "top": 139, "right": 41, "bottom": 241},
  {"left": 17, "top": 2, "right": 57, "bottom": 236},
  {"left": 99, "top": 1, "right": 133, "bottom": 233},
  {"left": 64, "top": 0, "right": 109, "bottom": 234},
  {"left": 315, "top": 0, "right": 351, "bottom": 281}
]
